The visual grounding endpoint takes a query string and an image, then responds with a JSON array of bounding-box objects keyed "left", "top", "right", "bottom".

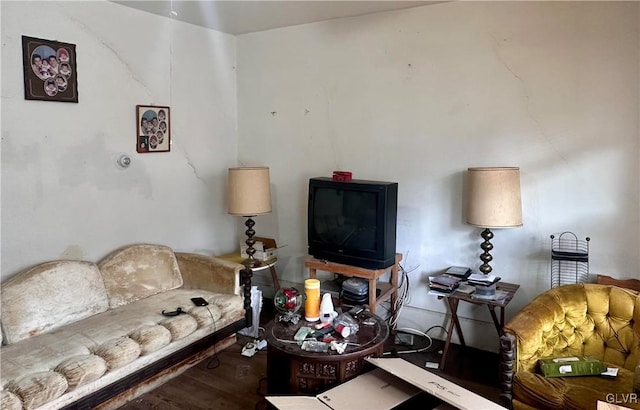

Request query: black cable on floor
[
  {"left": 206, "top": 354, "right": 220, "bottom": 369},
  {"left": 256, "top": 376, "right": 268, "bottom": 396},
  {"left": 204, "top": 305, "right": 220, "bottom": 369}
]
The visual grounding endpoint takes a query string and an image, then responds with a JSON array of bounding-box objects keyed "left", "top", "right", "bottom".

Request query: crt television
[{"left": 307, "top": 177, "right": 398, "bottom": 269}]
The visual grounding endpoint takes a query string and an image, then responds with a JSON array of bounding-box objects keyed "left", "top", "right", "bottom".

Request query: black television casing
[{"left": 307, "top": 177, "right": 398, "bottom": 269}]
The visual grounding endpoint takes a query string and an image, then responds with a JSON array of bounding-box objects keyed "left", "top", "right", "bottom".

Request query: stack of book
[
  {"left": 467, "top": 273, "right": 502, "bottom": 300},
  {"left": 429, "top": 273, "right": 463, "bottom": 294}
]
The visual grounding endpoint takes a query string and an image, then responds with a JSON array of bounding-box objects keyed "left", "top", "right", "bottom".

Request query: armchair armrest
[
  {"left": 175, "top": 252, "right": 243, "bottom": 296},
  {"left": 499, "top": 332, "right": 517, "bottom": 407}
]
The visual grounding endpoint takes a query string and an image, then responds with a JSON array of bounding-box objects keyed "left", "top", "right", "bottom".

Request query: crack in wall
[
  {"left": 181, "top": 145, "right": 208, "bottom": 185},
  {"left": 63, "top": 8, "right": 153, "bottom": 99},
  {"left": 489, "top": 34, "right": 564, "bottom": 161}
]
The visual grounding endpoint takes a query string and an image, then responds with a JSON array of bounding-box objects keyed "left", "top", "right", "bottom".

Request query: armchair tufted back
[{"left": 504, "top": 284, "right": 640, "bottom": 373}]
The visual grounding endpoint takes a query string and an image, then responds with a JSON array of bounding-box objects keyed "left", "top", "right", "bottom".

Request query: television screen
[
  {"left": 311, "top": 188, "right": 378, "bottom": 252},
  {"left": 308, "top": 177, "right": 397, "bottom": 269}
]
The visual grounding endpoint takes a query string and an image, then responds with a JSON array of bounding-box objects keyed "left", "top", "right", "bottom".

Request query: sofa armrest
[{"left": 175, "top": 252, "right": 242, "bottom": 296}]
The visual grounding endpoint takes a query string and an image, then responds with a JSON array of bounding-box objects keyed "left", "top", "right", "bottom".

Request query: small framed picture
[
  {"left": 22, "top": 35, "right": 78, "bottom": 103},
  {"left": 136, "top": 105, "right": 170, "bottom": 153}
]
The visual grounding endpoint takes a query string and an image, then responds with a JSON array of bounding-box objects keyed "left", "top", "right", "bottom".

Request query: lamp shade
[
  {"left": 227, "top": 167, "right": 272, "bottom": 216},
  {"left": 466, "top": 167, "right": 522, "bottom": 228}
]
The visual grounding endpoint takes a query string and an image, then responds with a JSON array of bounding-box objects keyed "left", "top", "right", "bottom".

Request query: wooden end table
[
  {"left": 304, "top": 253, "right": 402, "bottom": 315},
  {"left": 439, "top": 281, "right": 520, "bottom": 370},
  {"left": 265, "top": 310, "right": 389, "bottom": 395},
  {"left": 217, "top": 254, "right": 279, "bottom": 290}
]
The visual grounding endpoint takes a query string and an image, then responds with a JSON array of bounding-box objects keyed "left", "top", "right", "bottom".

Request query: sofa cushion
[
  {"left": 0, "top": 390, "right": 22, "bottom": 410},
  {"left": 98, "top": 244, "right": 183, "bottom": 308},
  {"left": 188, "top": 304, "right": 223, "bottom": 328},
  {"left": 160, "top": 315, "right": 199, "bottom": 341},
  {"left": 6, "top": 371, "right": 68, "bottom": 409},
  {"left": 129, "top": 325, "right": 172, "bottom": 355},
  {"left": 1, "top": 261, "right": 109, "bottom": 344},
  {"left": 513, "top": 366, "right": 639, "bottom": 409},
  {"left": 93, "top": 337, "right": 141, "bottom": 370},
  {"left": 54, "top": 355, "right": 108, "bottom": 390}
]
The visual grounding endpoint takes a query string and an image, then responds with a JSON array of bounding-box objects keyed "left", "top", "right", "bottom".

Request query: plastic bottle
[
  {"left": 333, "top": 313, "right": 359, "bottom": 337},
  {"left": 319, "top": 293, "right": 337, "bottom": 324},
  {"left": 304, "top": 279, "right": 321, "bottom": 322}
]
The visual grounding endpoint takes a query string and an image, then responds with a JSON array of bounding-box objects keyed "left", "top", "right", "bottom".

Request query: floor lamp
[
  {"left": 228, "top": 166, "right": 271, "bottom": 327},
  {"left": 466, "top": 167, "right": 522, "bottom": 275},
  {"left": 227, "top": 167, "right": 272, "bottom": 269}
]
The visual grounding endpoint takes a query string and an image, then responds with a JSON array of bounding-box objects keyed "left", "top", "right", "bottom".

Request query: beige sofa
[{"left": 0, "top": 244, "right": 251, "bottom": 410}]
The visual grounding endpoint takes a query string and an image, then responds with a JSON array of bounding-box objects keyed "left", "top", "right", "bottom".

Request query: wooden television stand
[{"left": 304, "top": 253, "right": 402, "bottom": 315}]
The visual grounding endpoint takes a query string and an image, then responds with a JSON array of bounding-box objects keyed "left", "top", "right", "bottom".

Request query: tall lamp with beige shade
[
  {"left": 466, "top": 167, "right": 522, "bottom": 275},
  {"left": 227, "top": 166, "right": 272, "bottom": 269}
]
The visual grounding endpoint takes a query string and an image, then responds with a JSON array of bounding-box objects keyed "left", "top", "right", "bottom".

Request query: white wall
[
  {"left": 2, "top": 0, "right": 638, "bottom": 352},
  {"left": 237, "top": 2, "right": 640, "bottom": 351},
  {"left": 1, "top": 1, "right": 239, "bottom": 279}
]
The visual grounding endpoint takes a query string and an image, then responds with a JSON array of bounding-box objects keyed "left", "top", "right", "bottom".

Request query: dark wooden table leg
[
  {"left": 269, "top": 265, "right": 280, "bottom": 290},
  {"left": 450, "top": 299, "right": 466, "bottom": 347},
  {"left": 440, "top": 297, "right": 465, "bottom": 370},
  {"left": 487, "top": 306, "right": 505, "bottom": 335}
]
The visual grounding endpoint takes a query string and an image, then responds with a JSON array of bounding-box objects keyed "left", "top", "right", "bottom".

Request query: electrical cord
[
  {"left": 256, "top": 377, "right": 268, "bottom": 397},
  {"left": 425, "top": 324, "right": 449, "bottom": 338},
  {"left": 390, "top": 263, "right": 410, "bottom": 327},
  {"left": 386, "top": 252, "right": 418, "bottom": 329},
  {"left": 383, "top": 269, "right": 404, "bottom": 326},
  {"left": 204, "top": 305, "right": 220, "bottom": 369},
  {"left": 391, "top": 327, "right": 434, "bottom": 354}
]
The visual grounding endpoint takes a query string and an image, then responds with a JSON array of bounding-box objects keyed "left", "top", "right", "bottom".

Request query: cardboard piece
[
  {"left": 267, "top": 358, "right": 504, "bottom": 410},
  {"left": 268, "top": 368, "right": 420, "bottom": 410},
  {"left": 240, "top": 239, "right": 277, "bottom": 261}
]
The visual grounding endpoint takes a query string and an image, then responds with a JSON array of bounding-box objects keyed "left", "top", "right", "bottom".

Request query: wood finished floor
[{"left": 119, "top": 308, "right": 502, "bottom": 410}]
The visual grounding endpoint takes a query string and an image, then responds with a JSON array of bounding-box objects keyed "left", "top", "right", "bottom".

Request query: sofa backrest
[
  {"left": 98, "top": 244, "right": 183, "bottom": 308},
  {"left": 507, "top": 283, "right": 640, "bottom": 372},
  {"left": 1, "top": 261, "right": 109, "bottom": 344}
]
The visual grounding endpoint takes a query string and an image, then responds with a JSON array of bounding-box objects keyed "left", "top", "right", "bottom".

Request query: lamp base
[
  {"left": 242, "top": 216, "right": 262, "bottom": 269},
  {"left": 479, "top": 228, "right": 494, "bottom": 275}
]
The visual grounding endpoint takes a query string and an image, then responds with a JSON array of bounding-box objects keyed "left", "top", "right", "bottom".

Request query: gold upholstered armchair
[{"left": 499, "top": 283, "right": 640, "bottom": 410}]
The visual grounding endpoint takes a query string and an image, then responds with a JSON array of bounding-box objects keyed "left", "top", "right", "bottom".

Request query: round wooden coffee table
[{"left": 265, "top": 310, "right": 389, "bottom": 395}]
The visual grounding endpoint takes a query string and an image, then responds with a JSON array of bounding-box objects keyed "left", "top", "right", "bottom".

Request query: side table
[
  {"left": 265, "top": 310, "right": 389, "bottom": 395},
  {"left": 217, "top": 254, "right": 279, "bottom": 290},
  {"left": 304, "top": 253, "right": 402, "bottom": 315},
  {"left": 438, "top": 281, "right": 520, "bottom": 370}
]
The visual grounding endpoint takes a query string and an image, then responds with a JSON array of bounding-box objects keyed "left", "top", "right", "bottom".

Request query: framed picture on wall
[
  {"left": 22, "top": 35, "right": 78, "bottom": 102},
  {"left": 136, "top": 105, "right": 170, "bottom": 153}
]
